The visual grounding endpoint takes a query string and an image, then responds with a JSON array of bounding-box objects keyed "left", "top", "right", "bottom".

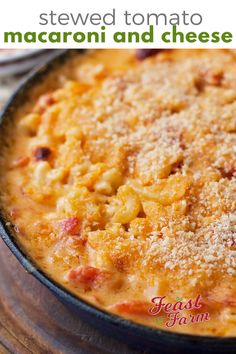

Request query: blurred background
[{"left": 0, "top": 49, "right": 63, "bottom": 108}]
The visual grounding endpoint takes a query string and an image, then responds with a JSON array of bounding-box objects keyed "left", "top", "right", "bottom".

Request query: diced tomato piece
[
  {"left": 60, "top": 217, "right": 80, "bottom": 236},
  {"left": 34, "top": 93, "right": 56, "bottom": 114},
  {"left": 12, "top": 156, "right": 29, "bottom": 168},
  {"left": 136, "top": 49, "right": 163, "bottom": 60},
  {"left": 111, "top": 301, "right": 150, "bottom": 316},
  {"left": 219, "top": 167, "right": 236, "bottom": 180},
  {"left": 69, "top": 266, "right": 110, "bottom": 290},
  {"left": 33, "top": 147, "right": 52, "bottom": 161},
  {"left": 69, "top": 266, "right": 100, "bottom": 284}
]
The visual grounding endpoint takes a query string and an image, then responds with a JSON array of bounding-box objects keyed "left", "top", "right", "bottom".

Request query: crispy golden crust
[{"left": 0, "top": 49, "right": 236, "bottom": 335}]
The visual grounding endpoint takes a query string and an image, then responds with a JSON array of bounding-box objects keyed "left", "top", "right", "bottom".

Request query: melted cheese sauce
[{"left": 0, "top": 49, "right": 236, "bottom": 336}]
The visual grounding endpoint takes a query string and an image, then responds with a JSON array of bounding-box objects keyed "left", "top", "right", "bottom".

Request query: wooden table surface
[{"left": 0, "top": 69, "right": 141, "bottom": 354}]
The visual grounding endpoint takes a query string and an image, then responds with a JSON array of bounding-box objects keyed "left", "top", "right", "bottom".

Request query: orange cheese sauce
[{"left": 0, "top": 49, "right": 236, "bottom": 335}]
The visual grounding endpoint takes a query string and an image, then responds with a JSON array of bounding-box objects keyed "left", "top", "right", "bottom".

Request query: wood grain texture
[{"left": 0, "top": 239, "right": 140, "bottom": 354}]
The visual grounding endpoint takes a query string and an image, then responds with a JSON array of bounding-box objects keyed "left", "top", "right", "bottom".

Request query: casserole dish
[{"left": 0, "top": 49, "right": 236, "bottom": 353}]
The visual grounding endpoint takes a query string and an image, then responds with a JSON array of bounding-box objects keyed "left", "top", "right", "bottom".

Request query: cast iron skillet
[{"left": 0, "top": 49, "right": 235, "bottom": 354}]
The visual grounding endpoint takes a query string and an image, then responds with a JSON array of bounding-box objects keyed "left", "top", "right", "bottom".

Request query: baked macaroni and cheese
[{"left": 0, "top": 49, "right": 235, "bottom": 335}]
